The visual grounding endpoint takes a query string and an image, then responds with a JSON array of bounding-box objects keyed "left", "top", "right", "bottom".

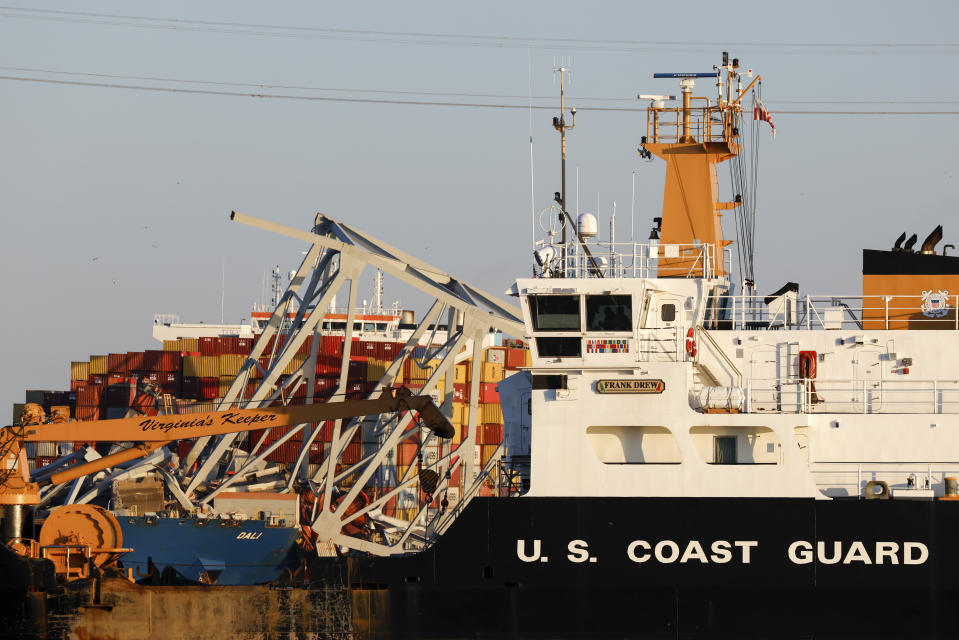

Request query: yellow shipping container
[
  {"left": 481, "top": 443, "right": 500, "bottom": 467},
  {"left": 180, "top": 338, "right": 199, "bottom": 353},
  {"left": 89, "top": 355, "right": 108, "bottom": 375},
  {"left": 453, "top": 363, "right": 469, "bottom": 384},
  {"left": 480, "top": 402, "right": 503, "bottom": 424},
  {"left": 367, "top": 359, "right": 388, "bottom": 383},
  {"left": 524, "top": 350, "right": 532, "bottom": 367},
  {"left": 218, "top": 354, "right": 245, "bottom": 377},
  {"left": 283, "top": 354, "right": 307, "bottom": 376},
  {"left": 481, "top": 362, "right": 504, "bottom": 382},
  {"left": 219, "top": 377, "right": 234, "bottom": 397},
  {"left": 163, "top": 339, "right": 180, "bottom": 351},
  {"left": 70, "top": 361, "right": 90, "bottom": 381},
  {"left": 183, "top": 355, "right": 219, "bottom": 378}
]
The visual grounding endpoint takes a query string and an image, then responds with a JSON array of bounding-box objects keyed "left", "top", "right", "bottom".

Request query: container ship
[{"left": 5, "top": 53, "right": 959, "bottom": 639}]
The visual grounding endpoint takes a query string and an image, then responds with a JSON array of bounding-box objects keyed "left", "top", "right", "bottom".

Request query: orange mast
[{"left": 640, "top": 55, "right": 758, "bottom": 279}]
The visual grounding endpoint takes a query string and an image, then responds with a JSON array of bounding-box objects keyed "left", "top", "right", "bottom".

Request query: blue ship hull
[{"left": 118, "top": 516, "right": 300, "bottom": 585}]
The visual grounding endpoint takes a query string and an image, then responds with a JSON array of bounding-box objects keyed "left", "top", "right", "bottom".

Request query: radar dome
[{"left": 577, "top": 213, "right": 598, "bottom": 238}]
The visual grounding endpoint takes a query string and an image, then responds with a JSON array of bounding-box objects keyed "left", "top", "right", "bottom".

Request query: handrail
[{"left": 695, "top": 325, "right": 742, "bottom": 386}]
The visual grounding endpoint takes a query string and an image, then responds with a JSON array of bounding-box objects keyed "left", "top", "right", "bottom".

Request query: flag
[{"left": 753, "top": 96, "right": 776, "bottom": 138}]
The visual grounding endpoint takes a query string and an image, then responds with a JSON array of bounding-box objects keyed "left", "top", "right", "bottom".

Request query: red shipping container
[
  {"left": 126, "top": 351, "right": 144, "bottom": 372},
  {"left": 398, "top": 442, "right": 418, "bottom": 466},
  {"left": 70, "top": 380, "right": 85, "bottom": 392},
  {"left": 265, "top": 439, "right": 304, "bottom": 464},
  {"left": 341, "top": 442, "right": 362, "bottom": 465},
  {"left": 199, "top": 336, "right": 216, "bottom": 355},
  {"left": 348, "top": 359, "right": 367, "bottom": 381},
  {"left": 177, "top": 440, "right": 194, "bottom": 459},
  {"left": 107, "top": 353, "right": 127, "bottom": 374},
  {"left": 236, "top": 337, "right": 252, "bottom": 354},
  {"left": 199, "top": 378, "right": 219, "bottom": 400},
  {"left": 452, "top": 384, "right": 469, "bottom": 403},
  {"left": 483, "top": 423, "right": 504, "bottom": 444},
  {"left": 383, "top": 342, "right": 403, "bottom": 359},
  {"left": 142, "top": 350, "right": 162, "bottom": 371},
  {"left": 88, "top": 374, "right": 106, "bottom": 387},
  {"left": 321, "top": 336, "right": 344, "bottom": 357},
  {"left": 181, "top": 377, "right": 201, "bottom": 398},
  {"left": 479, "top": 382, "right": 500, "bottom": 404},
  {"left": 506, "top": 347, "right": 527, "bottom": 370},
  {"left": 160, "top": 350, "right": 181, "bottom": 372},
  {"left": 308, "top": 440, "right": 326, "bottom": 464}
]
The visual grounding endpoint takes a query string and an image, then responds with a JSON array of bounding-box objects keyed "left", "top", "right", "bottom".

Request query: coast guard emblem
[{"left": 920, "top": 290, "right": 950, "bottom": 318}]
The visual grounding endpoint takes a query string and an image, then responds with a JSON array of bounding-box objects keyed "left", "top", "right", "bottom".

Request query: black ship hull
[{"left": 311, "top": 496, "right": 959, "bottom": 639}]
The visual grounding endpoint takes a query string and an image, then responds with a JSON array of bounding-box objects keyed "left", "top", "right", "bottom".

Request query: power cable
[{"left": 2, "top": 7, "right": 959, "bottom": 55}]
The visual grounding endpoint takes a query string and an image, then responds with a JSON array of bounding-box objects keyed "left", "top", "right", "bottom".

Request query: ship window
[
  {"left": 535, "top": 337, "right": 581, "bottom": 358},
  {"left": 586, "top": 295, "right": 632, "bottom": 331},
  {"left": 529, "top": 295, "right": 580, "bottom": 331},
  {"left": 661, "top": 304, "right": 676, "bottom": 323},
  {"left": 330, "top": 322, "right": 346, "bottom": 330},
  {"left": 353, "top": 323, "right": 362, "bottom": 332},
  {"left": 586, "top": 426, "right": 682, "bottom": 464},
  {"left": 376, "top": 323, "right": 387, "bottom": 331},
  {"left": 364, "top": 322, "right": 375, "bottom": 331},
  {"left": 322, "top": 322, "right": 332, "bottom": 330}
]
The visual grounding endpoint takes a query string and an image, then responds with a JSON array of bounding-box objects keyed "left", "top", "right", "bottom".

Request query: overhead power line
[
  {"left": 5, "top": 73, "right": 959, "bottom": 115},
  {"left": 3, "top": 66, "right": 959, "bottom": 108},
  {"left": 2, "top": 7, "right": 959, "bottom": 55}
]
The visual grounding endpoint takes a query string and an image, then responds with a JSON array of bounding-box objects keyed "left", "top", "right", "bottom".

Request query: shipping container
[
  {"left": 218, "top": 354, "right": 245, "bottom": 377},
  {"left": 483, "top": 423, "right": 504, "bottom": 445},
  {"left": 481, "top": 444, "right": 500, "bottom": 467},
  {"left": 479, "top": 382, "right": 500, "bottom": 404},
  {"left": 236, "top": 337, "right": 252, "bottom": 353},
  {"left": 265, "top": 439, "right": 304, "bottom": 464},
  {"left": 481, "top": 361, "right": 504, "bottom": 382},
  {"left": 341, "top": 442, "right": 362, "bottom": 465},
  {"left": 486, "top": 347, "right": 507, "bottom": 364},
  {"left": 505, "top": 347, "right": 526, "bottom": 370},
  {"left": 321, "top": 335, "right": 344, "bottom": 357},
  {"left": 199, "top": 336, "right": 216, "bottom": 355},
  {"left": 199, "top": 378, "right": 219, "bottom": 400},
  {"left": 70, "top": 361, "right": 90, "bottom": 381},
  {"left": 104, "top": 383, "right": 136, "bottom": 408},
  {"left": 181, "top": 377, "right": 201, "bottom": 398},
  {"left": 107, "top": 353, "right": 127, "bottom": 374},
  {"left": 179, "top": 338, "right": 199, "bottom": 352},
  {"left": 126, "top": 351, "right": 144, "bottom": 373},
  {"left": 163, "top": 339, "right": 180, "bottom": 351},
  {"left": 480, "top": 403, "right": 504, "bottom": 424},
  {"left": 89, "top": 355, "right": 109, "bottom": 375}
]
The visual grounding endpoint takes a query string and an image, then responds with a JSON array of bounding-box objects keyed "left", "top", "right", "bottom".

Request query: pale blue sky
[{"left": 3, "top": 1, "right": 959, "bottom": 416}]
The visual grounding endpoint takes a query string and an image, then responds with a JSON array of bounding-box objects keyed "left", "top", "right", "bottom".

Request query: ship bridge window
[
  {"left": 363, "top": 322, "right": 375, "bottom": 331},
  {"left": 376, "top": 323, "right": 387, "bottom": 331},
  {"left": 529, "top": 295, "right": 581, "bottom": 331},
  {"left": 586, "top": 295, "right": 632, "bottom": 332},
  {"left": 586, "top": 426, "right": 682, "bottom": 464},
  {"left": 535, "top": 337, "right": 581, "bottom": 358}
]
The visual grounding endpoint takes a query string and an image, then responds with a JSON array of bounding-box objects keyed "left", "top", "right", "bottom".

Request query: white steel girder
[{"left": 207, "top": 212, "right": 525, "bottom": 555}]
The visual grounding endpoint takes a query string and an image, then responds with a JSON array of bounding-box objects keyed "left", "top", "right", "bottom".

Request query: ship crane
[{"left": 0, "top": 388, "right": 453, "bottom": 580}]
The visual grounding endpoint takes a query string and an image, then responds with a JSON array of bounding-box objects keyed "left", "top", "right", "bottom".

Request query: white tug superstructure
[{"left": 504, "top": 55, "right": 959, "bottom": 504}]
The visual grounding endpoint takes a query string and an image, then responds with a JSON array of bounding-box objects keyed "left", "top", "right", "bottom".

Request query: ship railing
[
  {"left": 152, "top": 313, "right": 181, "bottom": 327},
  {"left": 555, "top": 241, "right": 728, "bottom": 279},
  {"left": 717, "top": 293, "right": 959, "bottom": 331},
  {"left": 646, "top": 101, "right": 729, "bottom": 145},
  {"left": 745, "top": 376, "right": 959, "bottom": 414}
]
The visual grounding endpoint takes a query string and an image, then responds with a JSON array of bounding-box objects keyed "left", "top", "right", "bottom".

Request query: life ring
[{"left": 685, "top": 328, "right": 697, "bottom": 358}]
